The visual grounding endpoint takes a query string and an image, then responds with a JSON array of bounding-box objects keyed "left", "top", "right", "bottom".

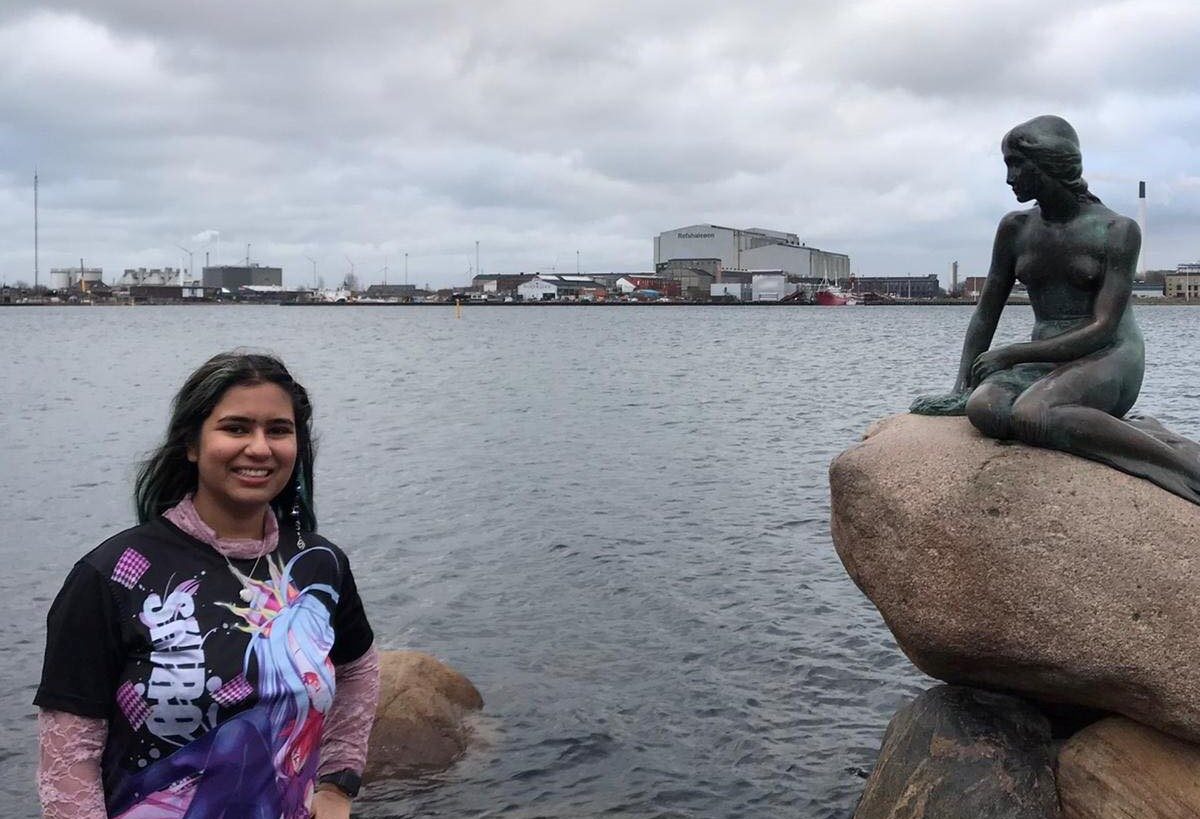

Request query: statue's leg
[
  {"left": 1009, "top": 357, "right": 1200, "bottom": 502},
  {"left": 965, "top": 381, "right": 1023, "bottom": 439}
]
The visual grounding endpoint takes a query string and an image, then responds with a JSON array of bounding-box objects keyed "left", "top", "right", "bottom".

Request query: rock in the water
[
  {"left": 1057, "top": 716, "right": 1200, "bottom": 818},
  {"left": 365, "top": 650, "right": 484, "bottom": 781},
  {"left": 829, "top": 414, "right": 1200, "bottom": 743},
  {"left": 855, "top": 685, "right": 1060, "bottom": 818}
]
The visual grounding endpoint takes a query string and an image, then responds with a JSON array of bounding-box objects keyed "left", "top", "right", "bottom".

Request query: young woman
[
  {"left": 912, "top": 114, "right": 1200, "bottom": 504},
  {"left": 35, "top": 352, "right": 380, "bottom": 819}
]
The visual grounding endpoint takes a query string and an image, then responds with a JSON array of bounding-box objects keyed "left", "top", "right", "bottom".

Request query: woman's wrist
[
  {"left": 311, "top": 785, "right": 352, "bottom": 819},
  {"left": 315, "top": 782, "right": 353, "bottom": 799},
  {"left": 316, "top": 768, "right": 361, "bottom": 798}
]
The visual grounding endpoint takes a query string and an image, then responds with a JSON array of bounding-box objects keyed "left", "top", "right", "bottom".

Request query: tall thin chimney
[
  {"left": 1138, "top": 181, "right": 1147, "bottom": 280},
  {"left": 951, "top": 260, "right": 959, "bottom": 295},
  {"left": 33, "top": 169, "right": 38, "bottom": 291}
]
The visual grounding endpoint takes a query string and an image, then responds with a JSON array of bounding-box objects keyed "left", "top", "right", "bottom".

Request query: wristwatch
[{"left": 317, "top": 769, "right": 362, "bottom": 799}]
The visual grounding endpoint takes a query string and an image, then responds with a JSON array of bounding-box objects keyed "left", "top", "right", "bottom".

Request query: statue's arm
[
  {"left": 955, "top": 215, "right": 1019, "bottom": 390},
  {"left": 911, "top": 217, "right": 1018, "bottom": 414},
  {"left": 990, "top": 218, "right": 1139, "bottom": 367}
]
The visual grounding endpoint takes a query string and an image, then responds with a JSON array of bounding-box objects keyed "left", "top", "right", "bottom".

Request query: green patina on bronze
[{"left": 912, "top": 115, "right": 1200, "bottom": 505}]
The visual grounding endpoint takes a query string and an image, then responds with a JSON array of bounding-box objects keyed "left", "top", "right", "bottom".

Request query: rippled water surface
[{"left": 3, "top": 304, "right": 1198, "bottom": 817}]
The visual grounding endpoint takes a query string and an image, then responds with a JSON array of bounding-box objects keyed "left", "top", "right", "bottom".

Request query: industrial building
[
  {"left": 1130, "top": 281, "right": 1166, "bottom": 298},
  {"left": 1165, "top": 265, "right": 1200, "bottom": 299},
  {"left": 49, "top": 267, "right": 103, "bottom": 291},
  {"left": 202, "top": 264, "right": 282, "bottom": 290},
  {"left": 614, "top": 275, "right": 681, "bottom": 298},
  {"left": 119, "top": 267, "right": 185, "bottom": 288},
  {"left": 654, "top": 224, "right": 850, "bottom": 282},
  {"left": 517, "top": 275, "right": 607, "bottom": 301},
  {"left": 852, "top": 275, "right": 941, "bottom": 299},
  {"left": 472, "top": 273, "right": 536, "bottom": 294},
  {"left": 654, "top": 258, "right": 718, "bottom": 300},
  {"left": 129, "top": 283, "right": 215, "bottom": 302},
  {"left": 960, "top": 276, "right": 988, "bottom": 299}
]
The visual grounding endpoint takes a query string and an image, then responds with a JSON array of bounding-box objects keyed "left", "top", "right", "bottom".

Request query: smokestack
[
  {"left": 951, "top": 260, "right": 959, "bottom": 295},
  {"left": 1138, "top": 181, "right": 1147, "bottom": 280}
]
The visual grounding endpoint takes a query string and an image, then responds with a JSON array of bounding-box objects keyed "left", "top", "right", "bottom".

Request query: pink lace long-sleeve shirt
[{"left": 37, "top": 499, "right": 380, "bottom": 818}]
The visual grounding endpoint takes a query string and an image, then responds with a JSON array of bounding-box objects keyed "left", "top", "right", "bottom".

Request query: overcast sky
[{"left": 1, "top": 1, "right": 1196, "bottom": 289}]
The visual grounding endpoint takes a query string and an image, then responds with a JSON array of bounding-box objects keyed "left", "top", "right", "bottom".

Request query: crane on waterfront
[{"left": 174, "top": 244, "right": 195, "bottom": 282}]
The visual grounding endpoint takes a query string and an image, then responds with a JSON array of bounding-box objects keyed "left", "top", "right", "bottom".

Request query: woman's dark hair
[
  {"left": 1003, "top": 114, "right": 1102, "bottom": 204},
  {"left": 134, "top": 351, "right": 317, "bottom": 530}
]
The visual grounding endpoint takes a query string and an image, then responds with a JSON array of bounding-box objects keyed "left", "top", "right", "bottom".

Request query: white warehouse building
[{"left": 654, "top": 224, "right": 849, "bottom": 281}]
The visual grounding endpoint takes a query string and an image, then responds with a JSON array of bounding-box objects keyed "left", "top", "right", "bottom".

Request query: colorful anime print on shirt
[
  {"left": 35, "top": 518, "right": 372, "bottom": 819},
  {"left": 109, "top": 546, "right": 338, "bottom": 819}
]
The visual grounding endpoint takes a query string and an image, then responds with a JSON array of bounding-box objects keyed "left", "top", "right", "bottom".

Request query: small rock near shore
[{"left": 365, "top": 650, "right": 484, "bottom": 782}]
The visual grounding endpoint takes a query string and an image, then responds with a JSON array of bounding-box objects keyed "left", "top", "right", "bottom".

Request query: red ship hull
[{"left": 815, "top": 287, "right": 856, "bottom": 306}]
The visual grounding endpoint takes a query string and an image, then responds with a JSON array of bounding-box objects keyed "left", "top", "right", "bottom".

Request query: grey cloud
[{"left": 0, "top": 1, "right": 1197, "bottom": 287}]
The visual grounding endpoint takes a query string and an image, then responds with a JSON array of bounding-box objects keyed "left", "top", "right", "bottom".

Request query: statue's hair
[
  {"left": 134, "top": 351, "right": 316, "bottom": 530},
  {"left": 1003, "top": 115, "right": 1102, "bottom": 204}
]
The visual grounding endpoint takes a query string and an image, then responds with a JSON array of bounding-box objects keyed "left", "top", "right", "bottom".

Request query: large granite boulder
[
  {"left": 855, "top": 685, "right": 1059, "bottom": 819},
  {"left": 365, "top": 650, "right": 484, "bottom": 781},
  {"left": 829, "top": 413, "right": 1200, "bottom": 743},
  {"left": 1057, "top": 716, "right": 1200, "bottom": 818}
]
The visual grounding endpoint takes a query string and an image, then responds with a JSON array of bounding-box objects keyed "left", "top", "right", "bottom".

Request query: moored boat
[{"left": 815, "top": 285, "right": 857, "bottom": 306}]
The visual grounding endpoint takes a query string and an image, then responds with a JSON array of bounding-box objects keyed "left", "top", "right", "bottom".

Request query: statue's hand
[
  {"left": 910, "top": 390, "right": 971, "bottom": 416},
  {"left": 971, "top": 348, "right": 1014, "bottom": 385}
]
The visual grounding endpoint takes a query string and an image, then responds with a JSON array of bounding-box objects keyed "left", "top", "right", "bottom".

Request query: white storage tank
[{"left": 49, "top": 269, "right": 74, "bottom": 290}]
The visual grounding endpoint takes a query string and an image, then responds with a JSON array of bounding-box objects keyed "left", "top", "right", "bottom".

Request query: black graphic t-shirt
[{"left": 35, "top": 517, "right": 373, "bottom": 818}]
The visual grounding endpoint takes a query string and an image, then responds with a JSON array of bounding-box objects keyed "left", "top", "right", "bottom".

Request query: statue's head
[{"left": 1001, "top": 115, "right": 1099, "bottom": 204}]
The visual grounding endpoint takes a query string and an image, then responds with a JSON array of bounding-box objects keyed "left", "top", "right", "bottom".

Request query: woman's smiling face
[{"left": 187, "top": 381, "right": 297, "bottom": 534}]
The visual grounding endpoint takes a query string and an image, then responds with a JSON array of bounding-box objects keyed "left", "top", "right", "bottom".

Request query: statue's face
[{"left": 1003, "top": 144, "right": 1044, "bottom": 203}]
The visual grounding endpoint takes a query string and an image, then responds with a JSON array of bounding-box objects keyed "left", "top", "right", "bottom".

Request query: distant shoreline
[{"left": 2, "top": 298, "right": 1195, "bottom": 308}]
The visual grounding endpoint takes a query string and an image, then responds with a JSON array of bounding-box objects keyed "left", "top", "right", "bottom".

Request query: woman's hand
[
  {"left": 971, "top": 348, "right": 1015, "bottom": 385},
  {"left": 311, "top": 786, "right": 352, "bottom": 819}
]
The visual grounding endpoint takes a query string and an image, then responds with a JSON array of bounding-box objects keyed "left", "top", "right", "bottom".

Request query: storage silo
[{"left": 49, "top": 269, "right": 74, "bottom": 290}]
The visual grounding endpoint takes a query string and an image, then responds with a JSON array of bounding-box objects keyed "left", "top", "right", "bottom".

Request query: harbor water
[{"left": 2, "top": 304, "right": 1198, "bottom": 817}]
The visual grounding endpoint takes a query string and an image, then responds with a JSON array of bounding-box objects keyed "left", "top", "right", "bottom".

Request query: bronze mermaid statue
[{"left": 911, "top": 115, "right": 1200, "bottom": 505}]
